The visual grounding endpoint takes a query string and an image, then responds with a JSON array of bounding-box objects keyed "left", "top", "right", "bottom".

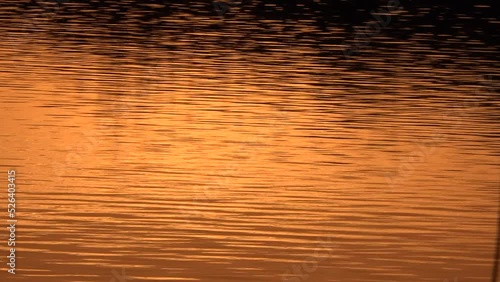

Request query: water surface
[{"left": 0, "top": 1, "right": 499, "bottom": 281}]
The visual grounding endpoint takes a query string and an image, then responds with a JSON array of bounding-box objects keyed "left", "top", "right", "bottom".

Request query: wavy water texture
[{"left": 0, "top": 1, "right": 499, "bottom": 282}]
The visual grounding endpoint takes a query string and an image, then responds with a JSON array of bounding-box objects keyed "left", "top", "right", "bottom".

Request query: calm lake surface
[{"left": 0, "top": 1, "right": 499, "bottom": 281}]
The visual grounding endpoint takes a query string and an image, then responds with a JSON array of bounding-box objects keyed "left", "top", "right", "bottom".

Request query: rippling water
[{"left": 0, "top": 1, "right": 499, "bottom": 281}]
